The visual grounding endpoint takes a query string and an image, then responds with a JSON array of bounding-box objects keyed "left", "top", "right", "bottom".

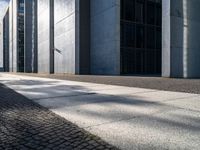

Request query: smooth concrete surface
[
  {"left": 54, "top": 0, "right": 76, "bottom": 74},
  {"left": 38, "top": 0, "right": 90, "bottom": 74},
  {"left": 37, "top": 0, "right": 51, "bottom": 73},
  {"left": 162, "top": 0, "right": 200, "bottom": 78},
  {"left": 8, "top": 1, "right": 13, "bottom": 72},
  {"left": 9, "top": 0, "right": 17, "bottom": 72},
  {"left": 24, "top": 0, "right": 37, "bottom": 73},
  {"left": 0, "top": 73, "right": 200, "bottom": 150},
  {"left": 90, "top": 0, "right": 120, "bottom": 75}
]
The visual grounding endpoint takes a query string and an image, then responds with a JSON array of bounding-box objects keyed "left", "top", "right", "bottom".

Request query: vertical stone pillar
[
  {"left": 90, "top": 0, "right": 120, "bottom": 75},
  {"left": 24, "top": 0, "right": 37, "bottom": 73},
  {"left": 162, "top": 0, "right": 200, "bottom": 78}
]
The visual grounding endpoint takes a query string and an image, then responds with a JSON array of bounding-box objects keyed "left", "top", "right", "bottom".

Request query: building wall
[
  {"left": 7, "top": 0, "right": 37, "bottom": 73},
  {"left": 78, "top": 0, "right": 90, "bottom": 74},
  {"left": 37, "top": 0, "right": 51, "bottom": 73},
  {"left": 53, "top": 0, "right": 90, "bottom": 74},
  {"left": 24, "top": 0, "right": 37, "bottom": 73},
  {"left": 0, "top": 22, "right": 3, "bottom": 71},
  {"left": 8, "top": 0, "right": 18, "bottom": 72},
  {"left": 9, "top": 0, "right": 13, "bottom": 71},
  {"left": 3, "top": 9, "right": 9, "bottom": 72},
  {"left": 162, "top": 0, "right": 200, "bottom": 78},
  {"left": 54, "top": 0, "right": 76, "bottom": 74},
  {"left": 2, "top": 0, "right": 200, "bottom": 78},
  {"left": 12, "top": 0, "right": 17, "bottom": 72},
  {"left": 90, "top": 0, "right": 120, "bottom": 75},
  {"left": 162, "top": 0, "right": 171, "bottom": 77}
]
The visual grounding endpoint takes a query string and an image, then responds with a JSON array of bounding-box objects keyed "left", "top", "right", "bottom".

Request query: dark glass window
[
  {"left": 121, "top": 22, "right": 135, "bottom": 48},
  {"left": 135, "top": 49, "right": 144, "bottom": 73},
  {"left": 147, "top": 0, "right": 155, "bottom": 25},
  {"left": 136, "top": 0, "right": 145, "bottom": 23},
  {"left": 17, "top": 0, "right": 25, "bottom": 72},
  {"left": 136, "top": 25, "right": 144, "bottom": 48},
  {"left": 121, "top": 0, "right": 162, "bottom": 75},
  {"left": 121, "top": 0, "right": 135, "bottom": 21},
  {"left": 147, "top": 26, "right": 155, "bottom": 49},
  {"left": 156, "top": 2, "right": 162, "bottom": 26},
  {"left": 156, "top": 27, "right": 161, "bottom": 49},
  {"left": 145, "top": 50, "right": 156, "bottom": 73}
]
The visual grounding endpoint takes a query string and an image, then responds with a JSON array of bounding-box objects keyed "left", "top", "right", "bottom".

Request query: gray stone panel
[
  {"left": 8, "top": 0, "right": 18, "bottom": 72},
  {"left": 90, "top": 0, "right": 120, "bottom": 75},
  {"left": 24, "top": 0, "right": 37, "bottom": 73},
  {"left": 9, "top": 1, "right": 13, "bottom": 72},
  {"left": 12, "top": 0, "right": 17, "bottom": 72},
  {"left": 162, "top": 0, "right": 200, "bottom": 78},
  {"left": 54, "top": 0, "right": 76, "bottom": 74},
  {"left": 8, "top": 0, "right": 17, "bottom": 72},
  {"left": 37, "top": 0, "right": 51, "bottom": 73},
  {"left": 54, "top": 0, "right": 90, "bottom": 75}
]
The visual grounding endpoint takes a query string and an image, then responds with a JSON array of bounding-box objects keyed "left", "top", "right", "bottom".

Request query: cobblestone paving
[{"left": 0, "top": 83, "right": 118, "bottom": 150}]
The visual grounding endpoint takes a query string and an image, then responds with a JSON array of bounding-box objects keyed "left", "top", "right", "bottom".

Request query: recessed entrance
[{"left": 120, "top": 0, "right": 162, "bottom": 75}]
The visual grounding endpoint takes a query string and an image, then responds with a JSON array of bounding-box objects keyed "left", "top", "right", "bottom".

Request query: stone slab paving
[
  {"left": 1, "top": 73, "right": 200, "bottom": 150},
  {"left": 0, "top": 83, "right": 118, "bottom": 150},
  {"left": 14, "top": 73, "right": 200, "bottom": 94}
]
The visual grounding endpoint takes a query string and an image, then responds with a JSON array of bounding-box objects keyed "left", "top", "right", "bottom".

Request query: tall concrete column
[
  {"left": 9, "top": 0, "right": 17, "bottom": 72},
  {"left": 24, "top": 0, "right": 37, "bottom": 73},
  {"left": 90, "top": 0, "right": 120, "bottom": 75},
  {"left": 37, "top": 0, "right": 53, "bottom": 73},
  {"left": 53, "top": 0, "right": 90, "bottom": 74},
  {"left": 162, "top": 0, "right": 200, "bottom": 78}
]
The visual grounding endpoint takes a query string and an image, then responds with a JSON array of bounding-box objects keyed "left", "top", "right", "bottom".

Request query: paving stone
[{"left": 0, "top": 83, "right": 118, "bottom": 150}]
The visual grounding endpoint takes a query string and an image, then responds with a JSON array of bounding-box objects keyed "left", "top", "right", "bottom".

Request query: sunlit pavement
[
  {"left": 1, "top": 73, "right": 200, "bottom": 150},
  {"left": 0, "top": 78, "right": 117, "bottom": 150}
]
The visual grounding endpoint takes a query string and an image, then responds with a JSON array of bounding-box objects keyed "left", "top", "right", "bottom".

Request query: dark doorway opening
[{"left": 120, "top": 0, "right": 162, "bottom": 75}]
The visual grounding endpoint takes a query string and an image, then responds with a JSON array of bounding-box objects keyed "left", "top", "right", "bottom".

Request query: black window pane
[
  {"left": 121, "top": 0, "right": 135, "bottom": 21},
  {"left": 145, "top": 50, "right": 156, "bottom": 73},
  {"left": 136, "top": 25, "right": 144, "bottom": 48},
  {"left": 156, "top": 27, "right": 161, "bottom": 49},
  {"left": 156, "top": 2, "right": 162, "bottom": 26},
  {"left": 121, "top": 0, "right": 162, "bottom": 75},
  {"left": 147, "top": 0, "right": 155, "bottom": 25},
  {"left": 136, "top": 49, "right": 145, "bottom": 74},
  {"left": 136, "top": 0, "right": 145, "bottom": 23},
  {"left": 147, "top": 26, "right": 155, "bottom": 49}
]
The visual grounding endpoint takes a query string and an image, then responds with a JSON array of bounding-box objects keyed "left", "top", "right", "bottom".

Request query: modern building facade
[
  {"left": 0, "top": 7, "right": 9, "bottom": 72},
  {"left": 37, "top": 0, "right": 90, "bottom": 74},
  {"left": 2, "top": 0, "right": 37, "bottom": 73},
  {"left": 1, "top": 0, "right": 200, "bottom": 78}
]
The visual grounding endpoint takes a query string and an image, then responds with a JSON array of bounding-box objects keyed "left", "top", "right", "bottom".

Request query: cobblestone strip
[{"left": 0, "top": 84, "right": 118, "bottom": 150}]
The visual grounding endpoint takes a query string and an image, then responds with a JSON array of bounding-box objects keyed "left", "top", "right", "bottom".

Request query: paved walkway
[
  {"left": 16, "top": 73, "right": 200, "bottom": 94},
  {"left": 1, "top": 73, "right": 200, "bottom": 150},
  {"left": 0, "top": 79, "right": 117, "bottom": 149}
]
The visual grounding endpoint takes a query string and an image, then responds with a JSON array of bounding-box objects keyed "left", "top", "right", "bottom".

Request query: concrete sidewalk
[{"left": 1, "top": 73, "right": 200, "bottom": 150}]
